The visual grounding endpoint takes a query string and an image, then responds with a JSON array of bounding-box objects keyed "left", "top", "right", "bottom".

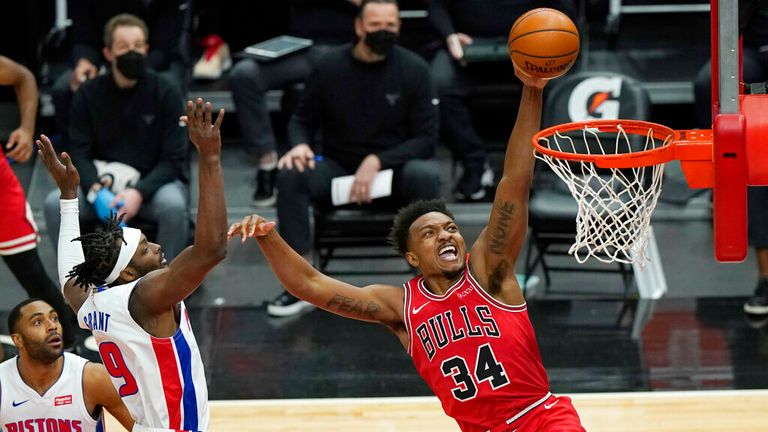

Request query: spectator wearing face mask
[
  {"left": 228, "top": 0, "right": 358, "bottom": 208},
  {"left": 50, "top": 0, "right": 188, "bottom": 153},
  {"left": 265, "top": 0, "right": 441, "bottom": 317},
  {"left": 43, "top": 14, "right": 190, "bottom": 261}
]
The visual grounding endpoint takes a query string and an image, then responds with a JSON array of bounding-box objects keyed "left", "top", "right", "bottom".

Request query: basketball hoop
[{"left": 532, "top": 119, "right": 712, "bottom": 266}]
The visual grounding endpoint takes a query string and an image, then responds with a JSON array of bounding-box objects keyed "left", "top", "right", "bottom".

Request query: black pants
[
  {"left": 228, "top": 45, "right": 337, "bottom": 159},
  {"left": 3, "top": 250, "right": 79, "bottom": 346},
  {"left": 430, "top": 48, "right": 488, "bottom": 175},
  {"left": 276, "top": 158, "right": 441, "bottom": 254}
]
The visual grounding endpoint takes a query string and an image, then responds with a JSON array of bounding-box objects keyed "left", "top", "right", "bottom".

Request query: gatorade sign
[{"left": 567, "top": 76, "right": 623, "bottom": 121}]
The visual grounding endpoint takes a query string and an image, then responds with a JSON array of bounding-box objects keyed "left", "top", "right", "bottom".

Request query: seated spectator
[
  {"left": 228, "top": 0, "right": 359, "bottom": 207},
  {"left": 44, "top": 13, "right": 189, "bottom": 261},
  {"left": 267, "top": 0, "right": 441, "bottom": 317},
  {"left": 0, "top": 55, "right": 81, "bottom": 352},
  {"left": 428, "top": 0, "right": 576, "bottom": 201},
  {"left": 52, "top": 0, "right": 188, "bottom": 151}
]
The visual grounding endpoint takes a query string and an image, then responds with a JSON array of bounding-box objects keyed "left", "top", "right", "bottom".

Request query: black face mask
[
  {"left": 115, "top": 51, "right": 146, "bottom": 80},
  {"left": 364, "top": 30, "right": 398, "bottom": 56}
]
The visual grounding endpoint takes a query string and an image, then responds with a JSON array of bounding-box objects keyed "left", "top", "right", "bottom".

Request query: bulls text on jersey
[{"left": 415, "top": 305, "right": 500, "bottom": 361}]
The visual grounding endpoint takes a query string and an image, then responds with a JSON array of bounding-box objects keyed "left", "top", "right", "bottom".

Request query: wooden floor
[{"left": 105, "top": 389, "right": 768, "bottom": 431}]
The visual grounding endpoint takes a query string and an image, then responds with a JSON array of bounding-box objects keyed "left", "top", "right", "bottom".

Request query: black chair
[
  {"left": 523, "top": 71, "right": 651, "bottom": 297},
  {"left": 312, "top": 207, "right": 411, "bottom": 276}
]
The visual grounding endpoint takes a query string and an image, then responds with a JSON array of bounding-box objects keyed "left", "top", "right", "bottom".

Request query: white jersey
[
  {"left": 78, "top": 279, "right": 208, "bottom": 431},
  {"left": 0, "top": 352, "right": 101, "bottom": 432}
]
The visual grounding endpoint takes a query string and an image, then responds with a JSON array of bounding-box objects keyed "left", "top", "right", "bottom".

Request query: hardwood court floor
[{"left": 105, "top": 389, "right": 768, "bottom": 431}]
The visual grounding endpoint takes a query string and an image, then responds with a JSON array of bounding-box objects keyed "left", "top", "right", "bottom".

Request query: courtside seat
[{"left": 312, "top": 207, "right": 411, "bottom": 275}]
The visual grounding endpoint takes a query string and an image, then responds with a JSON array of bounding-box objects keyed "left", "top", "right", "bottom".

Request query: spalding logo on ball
[{"left": 508, "top": 8, "right": 580, "bottom": 79}]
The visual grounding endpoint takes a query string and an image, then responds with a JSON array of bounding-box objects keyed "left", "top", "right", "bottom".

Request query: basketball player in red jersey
[{"left": 230, "top": 65, "right": 586, "bottom": 431}]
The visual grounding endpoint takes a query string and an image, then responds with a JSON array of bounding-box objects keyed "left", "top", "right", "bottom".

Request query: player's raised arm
[
  {"left": 229, "top": 215, "right": 405, "bottom": 326},
  {"left": 135, "top": 99, "right": 228, "bottom": 313},
  {"left": 470, "top": 68, "right": 547, "bottom": 303},
  {"left": 36, "top": 134, "right": 91, "bottom": 312}
]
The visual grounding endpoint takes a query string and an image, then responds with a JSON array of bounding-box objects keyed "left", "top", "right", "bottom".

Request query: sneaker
[
  {"left": 455, "top": 165, "right": 494, "bottom": 202},
  {"left": 480, "top": 163, "right": 495, "bottom": 188},
  {"left": 252, "top": 168, "right": 277, "bottom": 207},
  {"left": 455, "top": 186, "right": 486, "bottom": 202},
  {"left": 64, "top": 326, "right": 90, "bottom": 353},
  {"left": 193, "top": 35, "right": 232, "bottom": 80},
  {"left": 745, "top": 313, "right": 768, "bottom": 329},
  {"left": 267, "top": 291, "right": 314, "bottom": 317},
  {"left": 744, "top": 279, "right": 768, "bottom": 314}
]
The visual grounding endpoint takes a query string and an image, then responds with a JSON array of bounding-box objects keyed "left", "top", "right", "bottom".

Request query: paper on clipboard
[{"left": 331, "top": 169, "right": 393, "bottom": 206}]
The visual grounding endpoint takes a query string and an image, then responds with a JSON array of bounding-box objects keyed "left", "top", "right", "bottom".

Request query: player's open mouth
[
  {"left": 161, "top": 252, "right": 167, "bottom": 266},
  {"left": 47, "top": 334, "right": 62, "bottom": 348},
  {"left": 438, "top": 244, "right": 458, "bottom": 262}
]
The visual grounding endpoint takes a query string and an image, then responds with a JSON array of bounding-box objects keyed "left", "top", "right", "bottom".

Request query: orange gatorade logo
[{"left": 567, "top": 76, "right": 623, "bottom": 121}]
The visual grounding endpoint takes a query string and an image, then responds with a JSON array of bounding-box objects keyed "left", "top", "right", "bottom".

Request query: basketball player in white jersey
[
  {"left": 36, "top": 98, "right": 227, "bottom": 431},
  {"left": 1, "top": 298, "right": 134, "bottom": 432}
]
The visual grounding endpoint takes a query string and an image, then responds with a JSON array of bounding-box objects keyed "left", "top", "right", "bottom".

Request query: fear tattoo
[{"left": 327, "top": 294, "right": 381, "bottom": 318}]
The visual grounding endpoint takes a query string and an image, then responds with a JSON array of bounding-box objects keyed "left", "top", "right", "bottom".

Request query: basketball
[{"left": 508, "top": 8, "right": 580, "bottom": 79}]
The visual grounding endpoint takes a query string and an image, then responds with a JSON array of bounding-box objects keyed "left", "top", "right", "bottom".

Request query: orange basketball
[{"left": 508, "top": 8, "right": 580, "bottom": 79}]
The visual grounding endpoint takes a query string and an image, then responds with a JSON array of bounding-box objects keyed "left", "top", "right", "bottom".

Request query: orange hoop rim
[{"left": 532, "top": 119, "right": 712, "bottom": 169}]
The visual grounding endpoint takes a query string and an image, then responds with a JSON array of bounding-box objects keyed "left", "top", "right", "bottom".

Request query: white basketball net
[{"left": 535, "top": 125, "right": 672, "bottom": 267}]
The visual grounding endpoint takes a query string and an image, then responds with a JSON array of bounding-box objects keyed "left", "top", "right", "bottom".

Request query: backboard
[{"left": 530, "top": 1, "right": 768, "bottom": 264}]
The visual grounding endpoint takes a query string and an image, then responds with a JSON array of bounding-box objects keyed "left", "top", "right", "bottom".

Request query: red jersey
[
  {"left": 403, "top": 258, "right": 551, "bottom": 432},
  {"left": 0, "top": 156, "right": 38, "bottom": 255}
]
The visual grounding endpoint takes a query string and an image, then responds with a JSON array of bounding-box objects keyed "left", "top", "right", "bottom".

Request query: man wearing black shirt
[
  {"left": 51, "top": 0, "right": 188, "bottom": 152},
  {"left": 267, "top": 0, "right": 441, "bottom": 317},
  {"left": 229, "top": 0, "right": 359, "bottom": 207},
  {"left": 428, "top": 0, "right": 576, "bottom": 201},
  {"left": 44, "top": 14, "right": 189, "bottom": 260}
]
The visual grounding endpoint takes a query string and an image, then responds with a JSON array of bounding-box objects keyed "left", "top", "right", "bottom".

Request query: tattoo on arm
[
  {"left": 327, "top": 294, "right": 381, "bottom": 318},
  {"left": 488, "top": 201, "right": 515, "bottom": 255}
]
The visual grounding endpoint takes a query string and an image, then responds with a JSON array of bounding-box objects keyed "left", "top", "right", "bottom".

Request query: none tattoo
[
  {"left": 489, "top": 201, "right": 515, "bottom": 255},
  {"left": 327, "top": 294, "right": 381, "bottom": 318}
]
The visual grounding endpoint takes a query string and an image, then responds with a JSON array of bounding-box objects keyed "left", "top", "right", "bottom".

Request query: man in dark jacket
[
  {"left": 267, "top": 0, "right": 441, "bottom": 317},
  {"left": 44, "top": 14, "right": 189, "bottom": 260},
  {"left": 51, "top": 0, "right": 188, "bottom": 152}
]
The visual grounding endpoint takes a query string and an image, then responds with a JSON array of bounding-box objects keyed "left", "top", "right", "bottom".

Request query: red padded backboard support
[
  {"left": 710, "top": 0, "right": 748, "bottom": 262},
  {"left": 713, "top": 113, "right": 747, "bottom": 262}
]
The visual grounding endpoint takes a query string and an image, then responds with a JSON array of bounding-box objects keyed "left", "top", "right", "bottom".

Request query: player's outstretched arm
[
  {"left": 36, "top": 134, "right": 90, "bottom": 313},
  {"left": 136, "top": 99, "right": 228, "bottom": 313},
  {"left": 229, "top": 215, "right": 405, "bottom": 326},
  {"left": 471, "top": 68, "right": 547, "bottom": 303},
  {"left": 83, "top": 362, "right": 135, "bottom": 431}
]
